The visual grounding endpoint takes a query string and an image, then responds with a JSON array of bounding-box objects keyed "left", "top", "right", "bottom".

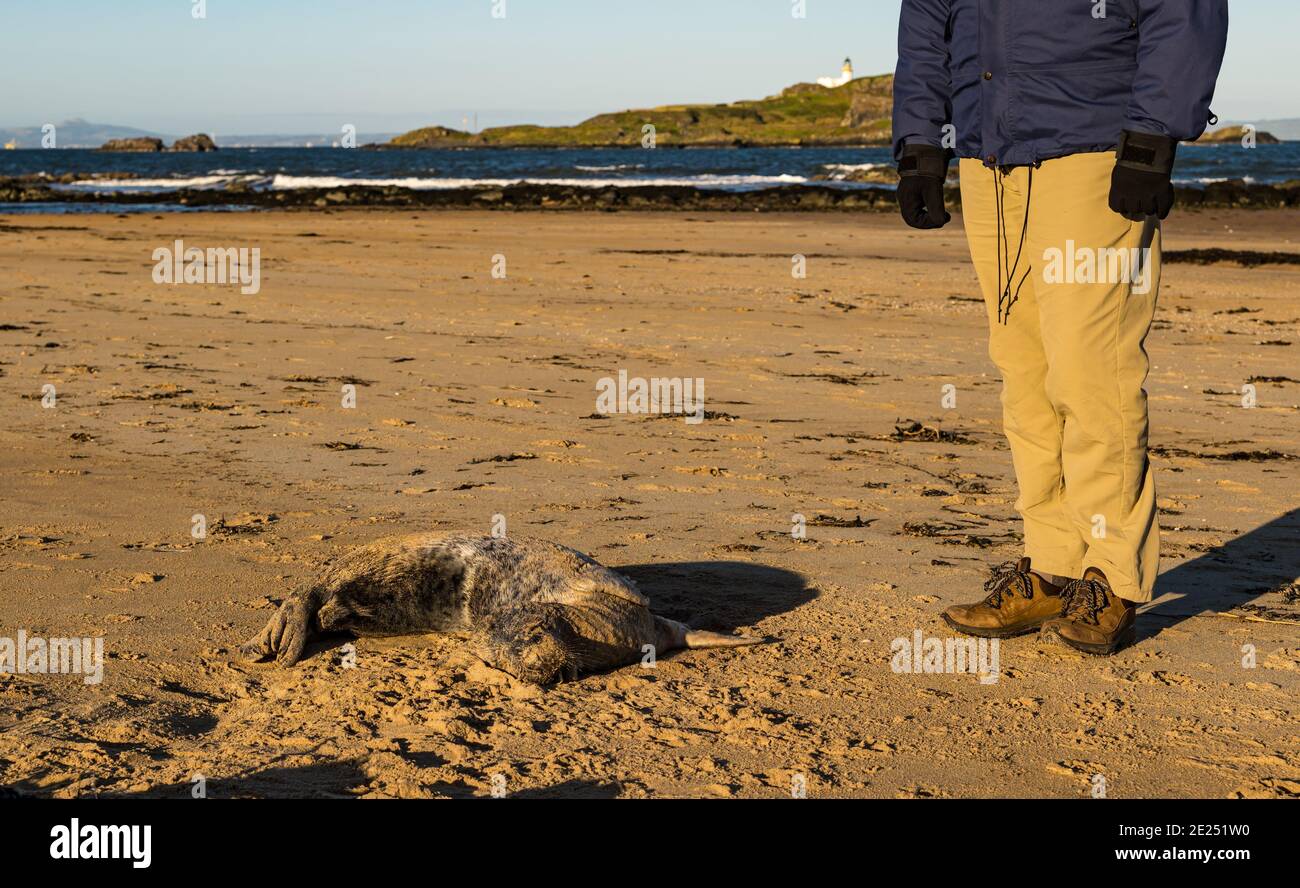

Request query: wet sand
[{"left": 0, "top": 207, "right": 1296, "bottom": 798}]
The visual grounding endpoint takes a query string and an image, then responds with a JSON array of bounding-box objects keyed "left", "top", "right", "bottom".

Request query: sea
[{"left": 2, "top": 143, "right": 1297, "bottom": 214}]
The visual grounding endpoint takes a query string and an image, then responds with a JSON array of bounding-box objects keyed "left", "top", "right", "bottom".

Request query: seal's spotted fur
[{"left": 240, "top": 534, "right": 763, "bottom": 684}]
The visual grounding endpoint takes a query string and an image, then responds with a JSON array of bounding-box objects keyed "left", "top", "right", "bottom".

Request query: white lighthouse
[{"left": 818, "top": 57, "right": 854, "bottom": 89}]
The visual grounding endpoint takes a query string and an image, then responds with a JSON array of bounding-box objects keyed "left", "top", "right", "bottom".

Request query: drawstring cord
[{"left": 993, "top": 165, "right": 1033, "bottom": 324}]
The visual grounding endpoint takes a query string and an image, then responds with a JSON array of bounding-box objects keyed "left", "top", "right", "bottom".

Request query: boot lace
[
  {"left": 1061, "top": 578, "right": 1109, "bottom": 625},
  {"left": 982, "top": 561, "right": 1034, "bottom": 609}
]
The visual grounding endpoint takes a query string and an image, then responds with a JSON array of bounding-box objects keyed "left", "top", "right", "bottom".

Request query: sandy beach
[{"left": 0, "top": 206, "right": 1296, "bottom": 799}]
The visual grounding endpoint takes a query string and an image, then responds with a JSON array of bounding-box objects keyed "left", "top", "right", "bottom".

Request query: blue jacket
[{"left": 892, "top": 0, "right": 1229, "bottom": 166}]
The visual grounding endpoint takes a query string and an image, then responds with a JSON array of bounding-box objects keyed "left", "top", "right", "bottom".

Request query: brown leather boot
[
  {"left": 942, "top": 558, "right": 1065, "bottom": 638},
  {"left": 1041, "top": 567, "right": 1137, "bottom": 655}
]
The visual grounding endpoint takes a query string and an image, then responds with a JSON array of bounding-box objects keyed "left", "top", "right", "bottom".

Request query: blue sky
[{"left": 1, "top": 0, "right": 1291, "bottom": 133}]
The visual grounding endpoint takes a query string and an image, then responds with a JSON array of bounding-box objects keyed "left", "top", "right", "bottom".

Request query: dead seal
[{"left": 240, "top": 534, "right": 765, "bottom": 684}]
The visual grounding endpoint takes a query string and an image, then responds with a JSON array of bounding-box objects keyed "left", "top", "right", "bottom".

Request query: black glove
[
  {"left": 897, "top": 143, "right": 951, "bottom": 229},
  {"left": 1109, "top": 130, "right": 1178, "bottom": 221}
]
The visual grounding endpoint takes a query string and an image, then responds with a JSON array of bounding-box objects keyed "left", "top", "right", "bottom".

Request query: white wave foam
[
  {"left": 267, "top": 173, "right": 808, "bottom": 191},
  {"left": 820, "top": 162, "right": 889, "bottom": 181},
  {"left": 1172, "top": 175, "right": 1257, "bottom": 186},
  {"left": 49, "top": 171, "right": 814, "bottom": 195},
  {"left": 54, "top": 174, "right": 254, "bottom": 192},
  {"left": 573, "top": 163, "right": 646, "bottom": 172}
]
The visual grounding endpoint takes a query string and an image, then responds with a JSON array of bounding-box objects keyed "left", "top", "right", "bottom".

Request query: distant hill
[
  {"left": 0, "top": 119, "right": 397, "bottom": 149},
  {"left": 0, "top": 119, "right": 171, "bottom": 149},
  {"left": 216, "top": 133, "right": 398, "bottom": 148},
  {"left": 387, "top": 75, "right": 895, "bottom": 148}
]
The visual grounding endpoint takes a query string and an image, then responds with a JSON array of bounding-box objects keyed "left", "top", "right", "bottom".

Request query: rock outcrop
[
  {"left": 170, "top": 133, "right": 219, "bottom": 152},
  {"left": 98, "top": 137, "right": 165, "bottom": 152},
  {"left": 816, "top": 166, "right": 902, "bottom": 185},
  {"left": 5, "top": 178, "right": 1299, "bottom": 214},
  {"left": 840, "top": 76, "right": 894, "bottom": 129},
  {"left": 1196, "top": 126, "right": 1281, "bottom": 145}
]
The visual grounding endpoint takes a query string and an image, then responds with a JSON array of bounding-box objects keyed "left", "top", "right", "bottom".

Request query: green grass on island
[{"left": 386, "top": 75, "right": 895, "bottom": 148}]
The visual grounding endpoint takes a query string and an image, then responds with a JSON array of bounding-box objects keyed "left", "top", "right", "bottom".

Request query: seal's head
[{"left": 482, "top": 604, "right": 582, "bottom": 685}]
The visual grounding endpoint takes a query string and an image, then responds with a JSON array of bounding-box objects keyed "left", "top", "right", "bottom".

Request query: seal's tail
[{"left": 654, "top": 615, "right": 768, "bottom": 651}]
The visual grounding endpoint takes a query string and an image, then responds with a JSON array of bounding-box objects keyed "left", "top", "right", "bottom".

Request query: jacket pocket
[{"left": 1010, "top": 64, "right": 1136, "bottom": 149}]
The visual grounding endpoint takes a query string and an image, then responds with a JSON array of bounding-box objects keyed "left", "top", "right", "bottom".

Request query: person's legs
[
  {"left": 946, "top": 154, "right": 1159, "bottom": 645},
  {"left": 958, "top": 159, "right": 1085, "bottom": 580},
  {"left": 1025, "top": 152, "right": 1161, "bottom": 604}
]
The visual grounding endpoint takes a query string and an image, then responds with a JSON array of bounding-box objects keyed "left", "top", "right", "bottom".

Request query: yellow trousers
[{"left": 959, "top": 152, "right": 1160, "bottom": 602}]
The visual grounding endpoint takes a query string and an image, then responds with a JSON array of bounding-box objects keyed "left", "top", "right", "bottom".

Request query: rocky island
[
  {"left": 98, "top": 137, "right": 166, "bottom": 152},
  {"left": 383, "top": 75, "right": 895, "bottom": 148},
  {"left": 169, "top": 133, "right": 219, "bottom": 152},
  {"left": 98, "top": 133, "right": 219, "bottom": 152},
  {"left": 1196, "top": 125, "right": 1281, "bottom": 144}
]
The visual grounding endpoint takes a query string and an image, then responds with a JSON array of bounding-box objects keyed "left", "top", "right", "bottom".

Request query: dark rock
[
  {"left": 840, "top": 78, "right": 893, "bottom": 128},
  {"left": 1195, "top": 125, "right": 1281, "bottom": 145},
  {"left": 169, "top": 133, "right": 218, "bottom": 152},
  {"left": 98, "top": 137, "right": 164, "bottom": 152},
  {"left": 815, "top": 165, "right": 901, "bottom": 185},
  {"left": 3, "top": 175, "right": 1299, "bottom": 214}
]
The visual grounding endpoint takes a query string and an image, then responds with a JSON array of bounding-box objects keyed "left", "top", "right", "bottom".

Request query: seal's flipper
[
  {"left": 563, "top": 575, "right": 649, "bottom": 607},
  {"left": 240, "top": 592, "right": 317, "bottom": 666}
]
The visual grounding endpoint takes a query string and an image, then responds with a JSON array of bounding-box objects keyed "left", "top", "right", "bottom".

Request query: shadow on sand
[
  {"left": 613, "top": 559, "right": 816, "bottom": 634},
  {"left": 1141, "top": 506, "right": 1300, "bottom": 640},
  {"left": 71, "top": 760, "right": 625, "bottom": 799}
]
